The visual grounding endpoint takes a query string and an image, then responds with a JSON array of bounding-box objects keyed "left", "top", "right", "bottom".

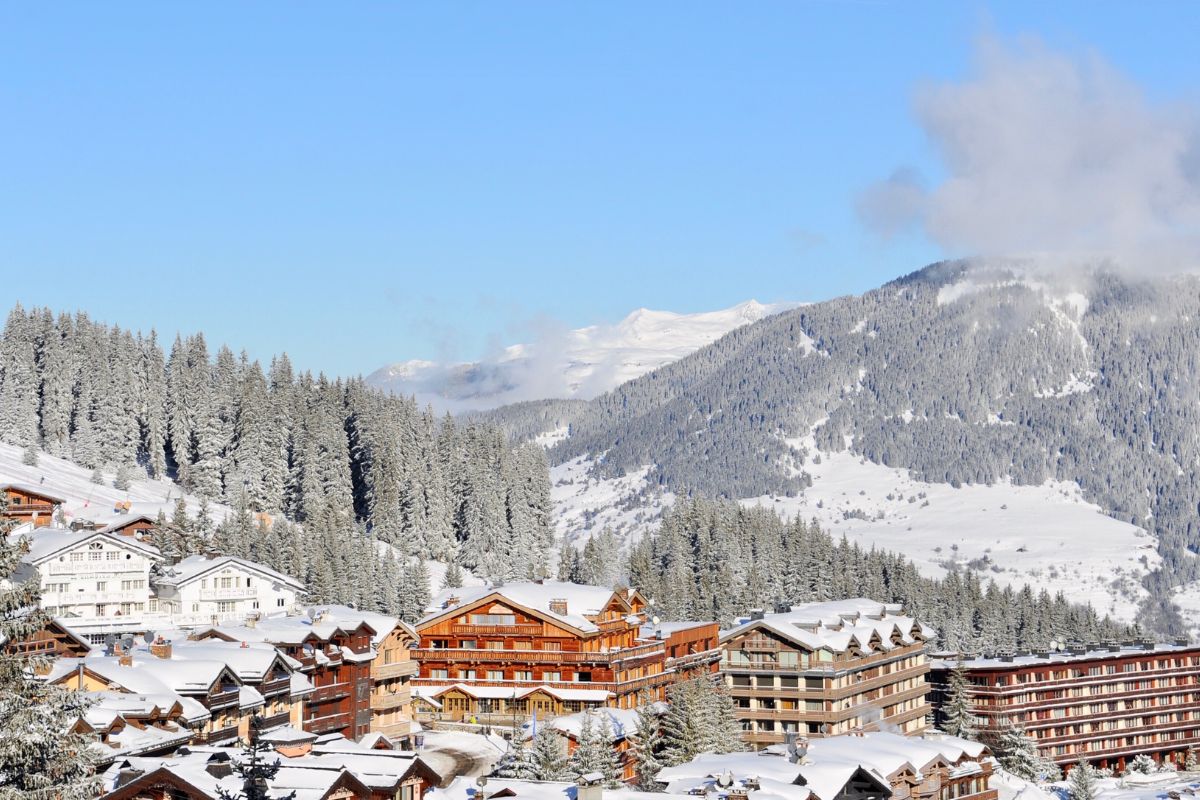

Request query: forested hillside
[
  {"left": 618, "top": 498, "right": 1134, "bottom": 652},
  {"left": 0, "top": 305, "right": 555, "bottom": 591},
  {"left": 459, "top": 261, "right": 1200, "bottom": 633}
]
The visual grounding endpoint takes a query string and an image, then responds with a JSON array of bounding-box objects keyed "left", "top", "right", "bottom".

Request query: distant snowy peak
[{"left": 366, "top": 299, "right": 799, "bottom": 411}]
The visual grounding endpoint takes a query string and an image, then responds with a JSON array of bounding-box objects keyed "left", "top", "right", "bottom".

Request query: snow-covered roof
[
  {"left": 307, "top": 604, "right": 413, "bottom": 646},
  {"left": 54, "top": 654, "right": 237, "bottom": 696},
  {"left": 15, "top": 526, "right": 163, "bottom": 564},
  {"left": 155, "top": 553, "right": 304, "bottom": 591},
  {"left": 422, "top": 581, "right": 636, "bottom": 633},
  {"left": 0, "top": 482, "right": 68, "bottom": 503},
  {"left": 929, "top": 641, "right": 1197, "bottom": 670},
  {"left": 97, "top": 513, "right": 158, "bottom": 533},
  {"left": 641, "top": 620, "right": 715, "bottom": 639},
  {"left": 261, "top": 724, "right": 319, "bottom": 744},
  {"left": 721, "top": 598, "right": 933, "bottom": 655},
  {"left": 201, "top": 611, "right": 379, "bottom": 648},
  {"left": 657, "top": 733, "right": 992, "bottom": 800},
  {"left": 131, "top": 638, "right": 292, "bottom": 682},
  {"left": 415, "top": 683, "right": 613, "bottom": 703},
  {"left": 547, "top": 706, "right": 640, "bottom": 742}
]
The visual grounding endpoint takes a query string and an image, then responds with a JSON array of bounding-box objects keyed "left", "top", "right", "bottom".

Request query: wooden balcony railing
[{"left": 450, "top": 624, "right": 543, "bottom": 636}]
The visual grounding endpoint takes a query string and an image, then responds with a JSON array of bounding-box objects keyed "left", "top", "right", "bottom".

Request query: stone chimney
[
  {"left": 749, "top": 608, "right": 765, "bottom": 621},
  {"left": 550, "top": 598, "right": 569, "bottom": 616},
  {"left": 577, "top": 773, "right": 605, "bottom": 800},
  {"left": 149, "top": 636, "right": 172, "bottom": 660},
  {"left": 115, "top": 642, "right": 133, "bottom": 667}
]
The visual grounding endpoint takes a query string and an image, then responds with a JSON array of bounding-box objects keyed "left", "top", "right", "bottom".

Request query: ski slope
[
  {"left": 0, "top": 443, "right": 233, "bottom": 532},
  {"left": 368, "top": 300, "right": 799, "bottom": 412}
]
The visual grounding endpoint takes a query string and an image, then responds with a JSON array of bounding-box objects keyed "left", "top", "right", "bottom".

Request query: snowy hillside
[
  {"left": 0, "top": 442, "right": 233, "bottom": 532},
  {"left": 367, "top": 300, "right": 798, "bottom": 412},
  {"left": 550, "top": 435, "right": 1158, "bottom": 625}
]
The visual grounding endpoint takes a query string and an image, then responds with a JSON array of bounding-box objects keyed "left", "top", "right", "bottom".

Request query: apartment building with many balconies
[
  {"left": 929, "top": 640, "right": 1200, "bottom": 772},
  {"left": 720, "top": 599, "right": 934, "bottom": 748}
]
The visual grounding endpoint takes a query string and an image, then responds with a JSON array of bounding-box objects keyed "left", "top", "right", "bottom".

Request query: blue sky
[{"left": 2, "top": 3, "right": 1197, "bottom": 376}]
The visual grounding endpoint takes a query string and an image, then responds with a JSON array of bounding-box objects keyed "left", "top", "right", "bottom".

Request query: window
[
  {"left": 94, "top": 604, "right": 106, "bottom": 617},
  {"left": 470, "top": 613, "right": 516, "bottom": 626},
  {"left": 70, "top": 553, "right": 84, "bottom": 562},
  {"left": 576, "top": 672, "right": 592, "bottom": 683},
  {"left": 276, "top": 598, "right": 286, "bottom": 607},
  {"left": 486, "top": 641, "right": 506, "bottom": 650},
  {"left": 512, "top": 641, "right": 532, "bottom": 650},
  {"left": 514, "top": 671, "right": 532, "bottom": 681},
  {"left": 543, "top": 642, "right": 561, "bottom": 651},
  {"left": 487, "top": 670, "right": 504, "bottom": 681},
  {"left": 462, "top": 670, "right": 477, "bottom": 680},
  {"left": 460, "top": 640, "right": 476, "bottom": 649},
  {"left": 217, "top": 601, "right": 237, "bottom": 613},
  {"left": 430, "top": 669, "right": 449, "bottom": 679},
  {"left": 544, "top": 671, "right": 561, "bottom": 682},
  {"left": 192, "top": 603, "right": 200, "bottom": 612},
  {"left": 88, "top": 551, "right": 101, "bottom": 562},
  {"left": 105, "top": 551, "right": 120, "bottom": 561},
  {"left": 96, "top": 581, "right": 107, "bottom": 591}
]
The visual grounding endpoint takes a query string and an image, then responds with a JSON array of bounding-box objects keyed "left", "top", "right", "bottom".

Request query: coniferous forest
[{"left": 0, "top": 305, "right": 555, "bottom": 618}]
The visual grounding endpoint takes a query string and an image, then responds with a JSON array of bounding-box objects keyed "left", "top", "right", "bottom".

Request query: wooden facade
[
  {"left": 414, "top": 584, "right": 688, "bottom": 723},
  {"left": 1, "top": 483, "right": 65, "bottom": 527},
  {"left": 2, "top": 615, "right": 91, "bottom": 670},
  {"left": 929, "top": 642, "right": 1200, "bottom": 771},
  {"left": 371, "top": 621, "right": 420, "bottom": 741}
]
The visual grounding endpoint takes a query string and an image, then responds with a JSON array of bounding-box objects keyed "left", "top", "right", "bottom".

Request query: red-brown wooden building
[
  {"left": 1, "top": 483, "right": 65, "bottom": 528},
  {"left": 412, "top": 581, "right": 719, "bottom": 726},
  {"left": 930, "top": 640, "right": 1200, "bottom": 771}
]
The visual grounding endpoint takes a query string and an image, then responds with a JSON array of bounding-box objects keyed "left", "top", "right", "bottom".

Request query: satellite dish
[
  {"left": 651, "top": 616, "right": 660, "bottom": 625},
  {"left": 306, "top": 608, "right": 318, "bottom": 621},
  {"left": 103, "top": 633, "right": 117, "bottom": 655},
  {"left": 120, "top": 635, "right": 136, "bottom": 653},
  {"left": 717, "top": 771, "right": 734, "bottom": 788},
  {"left": 144, "top": 631, "right": 156, "bottom": 644},
  {"left": 1050, "top": 640, "right": 1060, "bottom": 651},
  {"left": 475, "top": 776, "right": 488, "bottom": 788}
]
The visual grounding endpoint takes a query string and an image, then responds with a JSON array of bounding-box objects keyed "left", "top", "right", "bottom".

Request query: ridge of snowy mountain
[
  {"left": 366, "top": 299, "right": 799, "bottom": 412},
  {"left": 507, "top": 261, "right": 1200, "bottom": 632}
]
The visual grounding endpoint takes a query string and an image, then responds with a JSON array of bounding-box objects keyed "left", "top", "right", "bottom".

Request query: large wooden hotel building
[{"left": 411, "top": 581, "right": 720, "bottom": 724}]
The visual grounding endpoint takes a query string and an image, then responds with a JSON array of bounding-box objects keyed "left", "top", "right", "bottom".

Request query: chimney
[
  {"left": 203, "top": 548, "right": 222, "bottom": 561},
  {"left": 444, "top": 595, "right": 460, "bottom": 609},
  {"left": 150, "top": 636, "right": 172, "bottom": 660},
  {"left": 115, "top": 642, "right": 133, "bottom": 667},
  {"left": 577, "top": 773, "right": 605, "bottom": 800},
  {"left": 750, "top": 609, "right": 765, "bottom": 621},
  {"left": 1176, "top": 637, "right": 1191, "bottom": 647},
  {"left": 550, "top": 598, "right": 569, "bottom": 616},
  {"left": 114, "top": 766, "right": 145, "bottom": 788},
  {"left": 205, "top": 759, "right": 233, "bottom": 779}
]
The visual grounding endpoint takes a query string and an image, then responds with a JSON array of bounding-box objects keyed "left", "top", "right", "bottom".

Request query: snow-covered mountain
[{"left": 366, "top": 300, "right": 798, "bottom": 412}]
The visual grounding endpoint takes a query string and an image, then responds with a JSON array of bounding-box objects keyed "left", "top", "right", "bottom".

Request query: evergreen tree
[
  {"left": 1126, "top": 755, "right": 1156, "bottom": 775},
  {"left": 941, "top": 659, "right": 976, "bottom": 738},
  {"left": 530, "top": 725, "right": 568, "bottom": 781},
  {"left": 996, "top": 724, "right": 1053, "bottom": 782},
  {"left": 442, "top": 561, "right": 465, "bottom": 589},
  {"left": 494, "top": 732, "right": 538, "bottom": 780},
  {"left": 1068, "top": 762, "right": 1100, "bottom": 800},
  {"left": 1185, "top": 748, "right": 1199, "bottom": 772},
  {"left": 216, "top": 717, "right": 296, "bottom": 800},
  {"left": 566, "top": 712, "right": 621, "bottom": 787},
  {"left": 21, "top": 444, "right": 38, "bottom": 466},
  {"left": 0, "top": 512, "right": 101, "bottom": 799},
  {"left": 629, "top": 701, "right": 664, "bottom": 791}
]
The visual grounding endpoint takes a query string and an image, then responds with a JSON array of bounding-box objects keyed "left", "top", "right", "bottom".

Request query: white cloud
[{"left": 861, "top": 35, "right": 1200, "bottom": 272}]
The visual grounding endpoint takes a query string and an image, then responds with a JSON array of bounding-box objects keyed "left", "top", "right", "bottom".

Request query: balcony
[
  {"left": 259, "top": 676, "right": 292, "bottom": 698},
  {"left": 209, "top": 688, "right": 242, "bottom": 710},
  {"left": 373, "top": 690, "right": 412, "bottom": 711},
  {"left": 306, "top": 711, "right": 352, "bottom": 734},
  {"left": 375, "top": 660, "right": 420, "bottom": 680},
  {"left": 198, "top": 587, "right": 257, "bottom": 600},
  {"left": 257, "top": 711, "right": 292, "bottom": 731},
  {"left": 414, "top": 643, "right": 663, "bottom": 665},
  {"left": 311, "top": 683, "right": 351, "bottom": 704},
  {"left": 450, "top": 624, "right": 543, "bottom": 636},
  {"left": 5, "top": 502, "right": 56, "bottom": 516},
  {"left": 200, "top": 723, "right": 240, "bottom": 744}
]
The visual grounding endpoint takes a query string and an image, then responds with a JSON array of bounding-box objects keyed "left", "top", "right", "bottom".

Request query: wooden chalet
[
  {"left": 2, "top": 613, "right": 91, "bottom": 671},
  {"left": 1, "top": 482, "right": 66, "bottom": 528},
  {"left": 414, "top": 581, "right": 684, "bottom": 723}
]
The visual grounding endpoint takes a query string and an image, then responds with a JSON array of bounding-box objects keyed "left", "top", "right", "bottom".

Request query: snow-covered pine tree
[
  {"left": 531, "top": 725, "right": 568, "bottom": 781},
  {"left": 21, "top": 444, "right": 38, "bottom": 466},
  {"left": 0, "top": 514, "right": 101, "bottom": 799},
  {"left": 1186, "top": 748, "right": 1199, "bottom": 772},
  {"left": 941, "top": 659, "right": 976, "bottom": 738},
  {"left": 494, "top": 732, "right": 538, "bottom": 780},
  {"left": 1068, "top": 761, "right": 1100, "bottom": 800},
  {"left": 1126, "top": 754, "right": 1156, "bottom": 775},
  {"left": 996, "top": 724, "right": 1050, "bottom": 781},
  {"left": 442, "top": 561, "right": 464, "bottom": 589},
  {"left": 659, "top": 680, "right": 700, "bottom": 767},
  {"left": 567, "top": 711, "right": 620, "bottom": 783},
  {"left": 594, "top": 714, "right": 623, "bottom": 788},
  {"left": 701, "top": 679, "right": 745, "bottom": 754},
  {"left": 629, "top": 701, "right": 664, "bottom": 791}
]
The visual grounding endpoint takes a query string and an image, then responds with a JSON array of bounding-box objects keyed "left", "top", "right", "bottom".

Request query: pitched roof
[
  {"left": 155, "top": 554, "right": 304, "bottom": 591},
  {"left": 421, "top": 581, "right": 634, "bottom": 633},
  {"left": 0, "top": 482, "right": 68, "bottom": 503},
  {"left": 15, "top": 527, "right": 163, "bottom": 564},
  {"left": 721, "top": 598, "right": 934, "bottom": 654}
]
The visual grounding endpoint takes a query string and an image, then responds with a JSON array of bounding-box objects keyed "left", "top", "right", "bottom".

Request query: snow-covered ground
[
  {"left": 417, "top": 730, "right": 506, "bottom": 783},
  {"left": 741, "top": 436, "right": 1158, "bottom": 622},
  {"left": 550, "top": 455, "right": 673, "bottom": 549},
  {"left": 368, "top": 300, "right": 799, "bottom": 412},
  {"left": 0, "top": 442, "right": 233, "bottom": 531}
]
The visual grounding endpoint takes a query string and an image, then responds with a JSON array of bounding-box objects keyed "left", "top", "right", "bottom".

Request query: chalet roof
[
  {"left": 261, "top": 724, "right": 319, "bottom": 744},
  {"left": 199, "top": 612, "right": 378, "bottom": 648},
  {"left": 929, "top": 641, "right": 1198, "bottom": 670},
  {"left": 132, "top": 638, "right": 293, "bottom": 682},
  {"left": 421, "top": 581, "right": 636, "bottom": 633},
  {"left": 0, "top": 482, "right": 68, "bottom": 503},
  {"left": 308, "top": 604, "right": 414, "bottom": 646},
  {"left": 55, "top": 654, "right": 238, "bottom": 697},
  {"left": 155, "top": 553, "right": 304, "bottom": 591},
  {"left": 49, "top": 662, "right": 213, "bottom": 724},
  {"left": 98, "top": 513, "right": 159, "bottom": 534},
  {"left": 721, "top": 598, "right": 934, "bottom": 655},
  {"left": 14, "top": 527, "right": 163, "bottom": 564},
  {"left": 416, "top": 683, "right": 613, "bottom": 703}
]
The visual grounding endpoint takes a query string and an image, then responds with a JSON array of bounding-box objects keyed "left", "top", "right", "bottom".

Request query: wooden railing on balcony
[
  {"left": 450, "top": 624, "right": 542, "bottom": 636},
  {"left": 200, "top": 724, "right": 240, "bottom": 744},
  {"left": 259, "top": 676, "right": 292, "bottom": 697},
  {"left": 257, "top": 711, "right": 292, "bottom": 730},
  {"left": 311, "top": 683, "right": 350, "bottom": 704},
  {"left": 306, "top": 711, "right": 352, "bottom": 734}
]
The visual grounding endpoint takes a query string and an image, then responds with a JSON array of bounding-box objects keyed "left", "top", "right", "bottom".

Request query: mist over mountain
[{"left": 366, "top": 300, "right": 798, "bottom": 413}]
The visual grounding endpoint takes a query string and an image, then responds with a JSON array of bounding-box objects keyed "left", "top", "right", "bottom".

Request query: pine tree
[
  {"left": 0, "top": 514, "right": 101, "bottom": 799},
  {"left": 567, "top": 711, "right": 621, "bottom": 786},
  {"left": 21, "top": 444, "right": 38, "bottom": 466},
  {"left": 442, "top": 561, "right": 464, "bottom": 589},
  {"left": 1186, "top": 748, "right": 1199, "bottom": 772},
  {"left": 659, "top": 680, "right": 700, "bottom": 766},
  {"left": 941, "top": 659, "right": 976, "bottom": 738},
  {"left": 996, "top": 724, "right": 1052, "bottom": 781},
  {"left": 531, "top": 725, "right": 568, "bottom": 781},
  {"left": 216, "top": 717, "right": 296, "bottom": 800},
  {"left": 494, "top": 732, "right": 538, "bottom": 780},
  {"left": 1126, "top": 755, "right": 1156, "bottom": 775},
  {"left": 629, "top": 701, "right": 664, "bottom": 791},
  {"left": 1068, "top": 761, "right": 1100, "bottom": 800}
]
